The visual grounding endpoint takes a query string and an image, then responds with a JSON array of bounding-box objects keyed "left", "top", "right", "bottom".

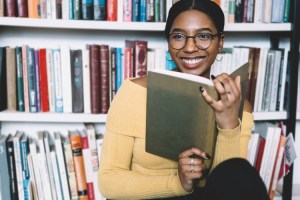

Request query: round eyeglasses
[{"left": 168, "top": 33, "right": 219, "bottom": 50}]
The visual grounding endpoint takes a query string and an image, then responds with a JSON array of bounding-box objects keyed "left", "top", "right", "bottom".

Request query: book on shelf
[
  {"left": 146, "top": 62, "right": 249, "bottom": 168},
  {"left": 0, "top": 134, "right": 11, "bottom": 200},
  {"left": 60, "top": 45, "right": 72, "bottom": 113},
  {"left": 83, "top": 45, "right": 91, "bottom": 114},
  {"left": 38, "top": 48, "right": 49, "bottom": 112},
  {"left": 27, "top": 47, "right": 38, "bottom": 112},
  {"left": 6, "top": 47, "right": 17, "bottom": 111},
  {"left": 100, "top": 44, "right": 110, "bottom": 114},
  {"left": 107, "top": 0, "right": 117, "bottom": 21},
  {"left": 7, "top": 134, "right": 19, "bottom": 199},
  {"left": 0, "top": 47, "right": 7, "bottom": 112},
  {"left": 90, "top": 44, "right": 101, "bottom": 114},
  {"left": 93, "top": 0, "right": 106, "bottom": 20},
  {"left": 16, "top": 46, "right": 25, "bottom": 112}
]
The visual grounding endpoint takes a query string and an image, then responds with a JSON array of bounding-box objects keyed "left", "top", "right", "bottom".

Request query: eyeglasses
[{"left": 168, "top": 33, "right": 219, "bottom": 50}]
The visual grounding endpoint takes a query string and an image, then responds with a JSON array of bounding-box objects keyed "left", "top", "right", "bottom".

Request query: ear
[{"left": 218, "top": 34, "right": 225, "bottom": 53}]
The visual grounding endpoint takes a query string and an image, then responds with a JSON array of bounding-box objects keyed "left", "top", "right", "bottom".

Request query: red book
[
  {"left": 123, "top": 47, "right": 133, "bottom": 80},
  {"left": 5, "top": 0, "right": 17, "bottom": 16},
  {"left": 125, "top": 40, "right": 148, "bottom": 78},
  {"left": 255, "top": 138, "right": 266, "bottom": 172},
  {"left": 17, "top": 0, "right": 28, "bottom": 17},
  {"left": 38, "top": 48, "right": 49, "bottom": 112},
  {"left": 99, "top": 44, "right": 109, "bottom": 114},
  {"left": 89, "top": 45, "right": 100, "bottom": 114},
  {"left": 107, "top": 0, "right": 117, "bottom": 21}
]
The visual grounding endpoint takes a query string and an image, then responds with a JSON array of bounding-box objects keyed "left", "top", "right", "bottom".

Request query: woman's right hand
[{"left": 178, "top": 147, "right": 207, "bottom": 192}]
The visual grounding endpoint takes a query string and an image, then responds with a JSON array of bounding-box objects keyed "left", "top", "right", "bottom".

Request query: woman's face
[{"left": 168, "top": 10, "right": 224, "bottom": 78}]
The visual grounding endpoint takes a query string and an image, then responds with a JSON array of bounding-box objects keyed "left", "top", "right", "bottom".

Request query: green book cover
[
  {"left": 16, "top": 46, "right": 25, "bottom": 112},
  {"left": 146, "top": 62, "right": 249, "bottom": 169}
]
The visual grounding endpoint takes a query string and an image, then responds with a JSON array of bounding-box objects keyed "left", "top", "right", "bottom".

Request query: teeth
[{"left": 182, "top": 58, "right": 202, "bottom": 64}]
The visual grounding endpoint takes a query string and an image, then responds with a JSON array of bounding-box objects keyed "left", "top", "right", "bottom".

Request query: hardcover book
[{"left": 146, "top": 62, "right": 249, "bottom": 168}]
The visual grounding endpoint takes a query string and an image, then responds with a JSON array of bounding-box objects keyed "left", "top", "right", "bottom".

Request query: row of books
[
  {"left": 0, "top": 43, "right": 175, "bottom": 114},
  {"left": 210, "top": 46, "right": 288, "bottom": 112},
  {"left": 0, "top": 0, "right": 173, "bottom": 21},
  {"left": 0, "top": 0, "right": 291, "bottom": 23},
  {"left": 217, "top": 0, "right": 291, "bottom": 23},
  {"left": 0, "top": 124, "right": 105, "bottom": 200},
  {"left": 246, "top": 122, "right": 296, "bottom": 200}
]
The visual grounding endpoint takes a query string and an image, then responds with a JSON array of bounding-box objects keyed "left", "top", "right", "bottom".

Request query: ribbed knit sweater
[{"left": 98, "top": 79, "right": 253, "bottom": 200}]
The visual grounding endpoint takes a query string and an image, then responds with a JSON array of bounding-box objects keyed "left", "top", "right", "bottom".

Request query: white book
[
  {"left": 82, "top": 47, "right": 91, "bottom": 114},
  {"left": 60, "top": 45, "right": 72, "bottom": 113},
  {"left": 117, "top": 0, "right": 123, "bottom": 22},
  {"left": 43, "top": 131, "right": 58, "bottom": 200},
  {"left": 51, "top": 0, "right": 57, "bottom": 19},
  {"left": 27, "top": 153, "right": 38, "bottom": 200},
  {"left": 13, "top": 131, "right": 25, "bottom": 200},
  {"left": 246, "top": 132, "right": 260, "bottom": 166},
  {"left": 37, "top": 131, "right": 53, "bottom": 200},
  {"left": 54, "top": 132, "right": 71, "bottom": 200},
  {"left": 63, "top": 136, "right": 79, "bottom": 200},
  {"left": 253, "top": 0, "right": 263, "bottom": 23},
  {"left": 147, "top": 49, "right": 155, "bottom": 72},
  {"left": 85, "top": 124, "right": 99, "bottom": 171},
  {"left": 61, "top": 0, "right": 69, "bottom": 19},
  {"left": 166, "top": 0, "right": 173, "bottom": 19},
  {"left": 46, "top": 48, "right": 55, "bottom": 112},
  {"left": 40, "top": 0, "right": 47, "bottom": 18},
  {"left": 259, "top": 126, "right": 281, "bottom": 192},
  {"left": 46, "top": 0, "right": 52, "bottom": 18},
  {"left": 269, "top": 50, "right": 282, "bottom": 111},
  {"left": 53, "top": 48, "right": 64, "bottom": 113},
  {"left": 262, "top": 51, "right": 275, "bottom": 111},
  {"left": 154, "top": 48, "right": 166, "bottom": 70},
  {"left": 50, "top": 150, "right": 63, "bottom": 200},
  {"left": 254, "top": 48, "right": 268, "bottom": 112},
  {"left": 95, "top": 133, "right": 105, "bottom": 200},
  {"left": 263, "top": 0, "right": 273, "bottom": 23},
  {"left": 29, "top": 138, "right": 44, "bottom": 200}
]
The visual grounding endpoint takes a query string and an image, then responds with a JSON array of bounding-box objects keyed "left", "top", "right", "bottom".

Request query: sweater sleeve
[{"left": 211, "top": 111, "right": 253, "bottom": 169}]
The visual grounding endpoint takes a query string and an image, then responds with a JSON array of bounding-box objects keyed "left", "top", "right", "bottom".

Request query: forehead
[{"left": 170, "top": 10, "right": 217, "bottom": 33}]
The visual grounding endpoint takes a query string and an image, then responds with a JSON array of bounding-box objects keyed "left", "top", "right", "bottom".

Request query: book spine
[
  {"left": 81, "top": 0, "right": 93, "bottom": 19},
  {"left": 46, "top": 48, "right": 55, "bottom": 112},
  {"left": 159, "top": 0, "right": 165, "bottom": 22},
  {"left": 109, "top": 47, "right": 116, "bottom": 101},
  {"left": 115, "top": 47, "right": 123, "bottom": 92},
  {"left": 146, "top": 0, "right": 154, "bottom": 21},
  {"left": 154, "top": 0, "right": 160, "bottom": 22},
  {"left": 40, "top": 0, "right": 47, "bottom": 18},
  {"left": 93, "top": 0, "right": 106, "bottom": 20},
  {"left": 50, "top": 151, "right": 63, "bottom": 200},
  {"left": 100, "top": 44, "right": 110, "bottom": 114},
  {"left": 60, "top": 45, "right": 72, "bottom": 113},
  {"left": 132, "top": 0, "right": 139, "bottom": 21},
  {"left": 0, "top": 47, "right": 6, "bottom": 111},
  {"left": 34, "top": 50, "right": 41, "bottom": 112},
  {"left": 20, "top": 137, "right": 31, "bottom": 200},
  {"left": 134, "top": 41, "right": 147, "bottom": 77},
  {"left": 0, "top": 135, "right": 11, "bottom": 200},
  {"left": 17, "top": 0, "right": 28, "bottom": 17},
  {"left": 69, "top": 132, "right": 88, "bottom": 200},
  {"left": 123, "top": 47, "right": 133, "bottom": 80},
  {"left": 227, "top": 0, "right": 235, "bottom": 23},
  {"left": 38, "top": 48, "right": 49, "bottom": 112},
  {"left": 82, "top": 46, "right": 91, "bottom": 114},
  {"left": 107, "top": 0, "right": 117, "bottom": 21},
  {"left": 71, "top": 49, "right": 84, "bottom": 113},
  {"left": 7, "top": 138, "right": 19, "bottom": 200},
  {"left": 13, "top": 133, "right": 25, "bottom": 200},
  {"left": 27, "top": 47, "right": 38, "bottom": 112},
  {"left": 283, "top": 0, "right": 290, "bottom": 22},
  {"left": 123, "top": 0, "right": 132, "bottom": 22},
  {"left": 139, "top": 0, "right": 146, "bottom": 22},
  {"left": 5, "top": 0, "right": 17, "bottom": 16},
  {"left": 52, "top": 48, "right": 64, "bottom": 113},
  {"left": 6, "top": 47, "right": 17, "bottom": 111},
  {"left": 69, "top": 0, "right": 74, "bottom": 19},
  {"left": 73, "top": 0, "right": 81, "bottom": 19},
  {"left": 89, "top": 45, "right": 101, "bottom": 114},
  {"left": 61, "top": 0, "right": 69, "bottom": 19},
  {"left": 63, "top": 138, "right": 79, "bottom": 200},
  {"left": 22, "top": 45, "right": 29, "bottom": 112}
]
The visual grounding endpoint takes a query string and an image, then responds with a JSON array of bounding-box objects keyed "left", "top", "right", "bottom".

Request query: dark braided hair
[{"left": 164, "top": 0, "right": 225, "bottom": 39}]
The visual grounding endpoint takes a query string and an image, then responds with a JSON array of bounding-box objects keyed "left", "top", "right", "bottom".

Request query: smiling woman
[{"left": 98, "top": 0, "right": 269, "bottom": 199}]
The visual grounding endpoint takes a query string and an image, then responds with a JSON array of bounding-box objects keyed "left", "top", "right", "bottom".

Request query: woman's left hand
[{"left": 200, "top": 73, "right": 241, "bottom": 129}]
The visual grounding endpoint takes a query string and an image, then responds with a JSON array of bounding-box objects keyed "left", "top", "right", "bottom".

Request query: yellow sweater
[{"left": 98, "top": 79, "right": 253, "bottom": 200}]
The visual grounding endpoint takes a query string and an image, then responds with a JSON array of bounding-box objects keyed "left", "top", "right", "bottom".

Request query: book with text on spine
[{"left": 146, "top": 62, "right": 249, "bottom": 169}]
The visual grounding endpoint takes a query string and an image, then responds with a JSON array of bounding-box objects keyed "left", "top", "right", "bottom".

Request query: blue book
[
  {"left": 69, "top": 0, "right": 74, "bottom": 19},
  {"left": 82, "top": 0, "right": 93, "bottom": 20},
  {"left": 20, "top": 135, "right": 30, "bottom": 200},
  {"left": 166, "top": 51, "right": 176, "bottom": 70},
  {"left": 140, "top": 0, "right": 146, "bottom": 22},
  {"left": 132, "top": 0, "right": 140, "bottom": 21},
  {"left": 93, "top": 0, "right": 106, "bottom": 20},
  {"left": 34, "top": 50, "right": 41, "bottom": 112},
  {"left": 116, "top": 48, "right": 123, "bottom": 92}
]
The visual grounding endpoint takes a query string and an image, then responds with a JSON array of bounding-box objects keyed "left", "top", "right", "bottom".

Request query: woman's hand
[
  {"left": 178, "top": 147, "right": 207, "bottom": 192},
  {"left": 200, "top": 73, "right": 241, "bottom": 129}
]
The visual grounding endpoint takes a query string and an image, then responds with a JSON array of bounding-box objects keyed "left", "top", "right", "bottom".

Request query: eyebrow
[{"left": 170, "top": 27, "right": 214, "bottom": 33}]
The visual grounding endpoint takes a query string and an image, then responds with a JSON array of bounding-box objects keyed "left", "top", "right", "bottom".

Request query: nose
[{"left": 183, "top": 37, "right": 198, "bottom": 53}]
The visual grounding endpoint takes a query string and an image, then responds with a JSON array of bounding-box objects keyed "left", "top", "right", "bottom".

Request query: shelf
[
  {"left": 0, "top": 111, "right": 107, "bottom": 123},
  {"left": 0, "top": 17, "right": 292, "bottom": 32},
  {"left": 253, "top": 111, "right": 288, "bottom": 121}
]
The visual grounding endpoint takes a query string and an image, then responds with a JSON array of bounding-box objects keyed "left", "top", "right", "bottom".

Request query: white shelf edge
[
  {"left": 0, "top": 17, "right": 292, "bottom": 31},
  {"left": 253, "top": 111, "right": 288, "bottom": 121},
  {"left": 0, "top": 111, "right": 107, "bottom": 123}
]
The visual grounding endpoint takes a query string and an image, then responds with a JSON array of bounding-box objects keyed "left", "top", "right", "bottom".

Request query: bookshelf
[{"left": 0, "top": 0, "right": 299, "bottom": 199}]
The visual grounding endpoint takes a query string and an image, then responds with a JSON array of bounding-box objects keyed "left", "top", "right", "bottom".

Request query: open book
[{"left": 145, "top": 63, "right": 249, "bottom": 168}]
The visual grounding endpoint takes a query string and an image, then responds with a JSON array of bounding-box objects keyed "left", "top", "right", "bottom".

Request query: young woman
[{"left": 99, "top": 0, "right": 269, "bottom": 199}]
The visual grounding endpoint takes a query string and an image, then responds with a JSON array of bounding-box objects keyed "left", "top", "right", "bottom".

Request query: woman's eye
[
  {"left": 198, "top": 33, "right": 211, "bottom": 40},
  {"left": 171, "top": 34, "right": 185, "bottom": 40}
]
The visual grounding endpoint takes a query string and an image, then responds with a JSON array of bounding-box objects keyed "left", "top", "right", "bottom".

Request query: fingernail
[
  {"left": 204, "top": 153, "right": 211, "bottom": 160},
  {"left": 199, "top": 86, "right": 204, "bottom": 93},
  {"left": 211, "top": 75, "right": 216, "bottom": 80}
]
